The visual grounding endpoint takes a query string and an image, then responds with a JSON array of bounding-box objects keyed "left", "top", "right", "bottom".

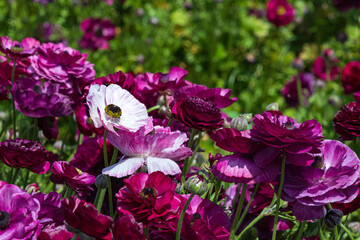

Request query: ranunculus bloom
[
  {"left": 102, "top": 120, "right": 192, "bottom": 178},
  {"left": 281, "top": 72, "right": 315, "bottom": 107},
  {"left": 341, "top": 61, "right": 360, "bottom": 94},
  {"left": 282, "top": 140, "right": 360, "bottom": 220},
  {"left": 0, "top": 139, "right": 57, "bottom": 174},
  {"left": 50, "top": 161, "right": 95, "bottom": 195},
  {"left": 12, "top": 77, "right": 74, "bottom": 118},
  {"left": 29, "top": 42, "right": 95, "bottom": 97},
  {"left": 62, "top": 196, "right": 113, "bottom": 240},
  {"left": 332, "top": 0, "right": 360, "bottom": 12},
  {"left": 31, "top": 191, "right": 63, "bottom": 226},
  {"left": 113, "top": 213, "right": 145, "bottom": 240},
  {"left": 171, "top": 84, "right": 237, "bottom": 131},
  {"left": 331, "top": 184, "right": 360, "bottom": 215},
  {"left": 80, "top": 18, "right": 116, "bottom": 51},
  {"left": 0, "top": 181, "right": 41, "bottom": 239},
  {"left": 266, "top": 0, "right": 295, "bottom": 27},
  {"left": 333, "top": 102, "right": 360, "bottom": 141},
  {"left": 145, "top": 67, "right": 188, "bottom": 93},
  {"left": 251, "top": 111, "right": 323, "bottom": 166},
  {"left": 312, "top": 51, "right": 339, "bottom": 81},
  {"left": 116, "top": 172, "right": 182, "bottom": 226},
  {"left": 38, "top": 117, "right": 59, "bottom": 140},
  {"left": 38, "top": 224, "right": 74, "bottom": 240},
  {"left": 86, "top": 84, "right": 148, "bottom": 132},
  {"left": 0, "top": 36, "right": 39, "bottom": 60}
]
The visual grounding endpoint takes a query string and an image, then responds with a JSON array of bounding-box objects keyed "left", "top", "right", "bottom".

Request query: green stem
[
  {"left": 182, "top": 129, "right": 199, "bottom": 182},
  {"left": 103, "top": 130, "right": 108, "bottom": 167},
  {"left": 232, "top": 183, "right": 242, "bottom": 211},
  {"left": 163, "top": 93, "right": 167, "bottom": 107},
  {"left": 103, "top": 130, "right": 114, "bottom": 217},
  {"left": 212, "top": 179, "right": 222, "bottom": 203},
  {"left": 339, "top": 223, "right": 355, "bottom": 240},
  {"left": 10, "top": 168, "right": 20, "bottom": 184},
  {"left": 11, "top": 59, "right": 16, "bottom": 139},
  {"left": 272, "top": 154, "right": 286, "bottom": 240},
  {"left": 71, "top": 233, "right": 78, "bottom": 240},
  {"left": 176, "top": 193, "right": 195, "bottom": 240},
  {"left": 295, "top": 221, "right": 306, "bottom": 240},
  {"left": 236, "top": 183, "right": 260, "bottom": 231},
  {"left": 230, "top": 184, "right": 247, "bottom": 239},
  {"left": 166, "top": 118, "right": 174, "bottom": 127},
  {"left": 147, "top": 105, "right": 161, "bottom": 113},
  {"left": 318, "top": 222, "right": 325, "bottom": 240},
  {"left": 32, "top": 118, "right": 38, "bottom": 141},
  {"left": 237, "top": 208, "right": 270, "bottom": 239},
  {"left": 63, "top": 186, "right": 72, "bottom": 199},
  {"left": 145, "top": 226, "right": 149, "bottom": 240},
  {"left": 109, "top": 148, "right": 119, "bottom": 166},
  {"left": 94, "top": 188, "right": 106, "bottom": 212},
  {"left": 205, "top": 175, "right": 215, "bottom": 199},
  {"left": 22, "top": 169, "right": 30, "bottom": 189}
]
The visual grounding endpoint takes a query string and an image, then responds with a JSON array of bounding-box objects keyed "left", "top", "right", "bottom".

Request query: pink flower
[
  {"left": 312, "top": 50, "right": 339, "bottom": 81},
  {"left": 113, "top": 213, "right": 145, "bottom": 240},
  {"left": 0, "top": 36, "right": 39, "bottom": 60},
  {"left": 266, "top": 0, "right": 295, "bottom": 27},
  {"left": 102, "top": 120, "right": 192, "bottom": 178}
]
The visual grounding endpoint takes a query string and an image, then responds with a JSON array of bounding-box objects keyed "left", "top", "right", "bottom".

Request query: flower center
[
  {"left": 140, "top": 187, "right": 158, "bottom": 199},
  {"left": 311, "top": 155, "right": 324, "bottom": 168},
  {"left": 183, "top": 96, "right": 220, "bottom": 114},
  {"left": 283, "top": 121, "right": 295, "bottom": 130},
  {"left": 276, "top": 5, "right": 286, "bottom": 16},
  {"left": 105, "top": 104, "right": 122, "bottom": 118},
  {"left": 11, "top": 44, "right": 24, "bottom": 53},
  {"left": 0, "top": 211, "right": 10, "bottom": 229}
]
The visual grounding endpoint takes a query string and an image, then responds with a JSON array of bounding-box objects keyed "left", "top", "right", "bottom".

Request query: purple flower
[
  {"left": 145, "top": 67, "right": 188, "bottom": 93},
  {"left": 29, "top": 42, "right": 95, "bottom": 97},
  {"left": 312, "top": 50, "right": 339, "bottom": 81},
  {"left": 282, "top": 140, "right": 360, "bottom": 220},
  {"left": 281, "top": 72, "right": 315, "bottom": 107},
  {"left": 251, "top": 111, "right": 323, "bottom": 166},
  {"left": 80, "top": 18, "right": 116, "bottom": 51},
  {"left": 38, "top": 224, "right": 74, "bottom": 240},
  {"left": 12, "top": 77, "right": 74, "bottom": 118},
  {"left": 102, "top": 119, "right": 192, "bottom": 178},
  {"left": 266, "top": 0, "right": 295, "bottom": 27},
  {"left": 31, "top": 192, "right": 63, "bottom": 226},
  {"left": 0, "top": 139, "right": 58, "bottom": 174},
  {"left": 50, "top": 161, "right": 95, "bottom": 195},
  {"left": 75, "top": 103, "right": 104, "bottom": 136},
  {"left": 113, "top": 213, "right": 145, "bottom": 240},
  {"left": 333, "top": 102, "right": 360, "bottom": 141},
  {"left": 0, "top": 36, "right": 39, "bottom": 60},
  {"left": 0, "top": 181, "right": 41, "bottom": 239},
  {"left": 0, "top": 61, "right": 13, "bottom": 101}
]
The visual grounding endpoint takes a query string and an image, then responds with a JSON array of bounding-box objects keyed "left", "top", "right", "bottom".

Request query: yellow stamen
[{"left": 105, "top": 104, "right": 122, "bottom": 118}]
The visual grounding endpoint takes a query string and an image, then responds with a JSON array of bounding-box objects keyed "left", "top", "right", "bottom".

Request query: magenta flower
[
  {"left": 50, "top": 161, "right": 95, "bottom": 195},
  {"left": 80, "top": 18, "right": 116, "bottom": 51},
  {"left": 312, "top": 50, "right": 339, "bottom": 81},
  {"left": 0, "top": 181, "right": 41, "bottom": 240},
  {"left": 38, "top": 224, "right": 73, "bottom": 240},
  {"left": 341, "top": 61, "right": 360, "bottom": 94},
  {"left": 113, "top": 213, "right": 145, "bottom": 240},
  {"left": 0, "top": 61, "right": 13, "bottom": 101},
  {"left": 116, "top": 171, "right": 182, "bottom": 226},
  {"left": 0, "top": 139, "right": 57, "bottom": 174},
  {"left": 145, "top": 67, "right": 188, "bottom": 93},
  {"left": 251, "top": 111, "right": 323, "bottom": 166},
  {"left": 102, "top": 120, "right": 192, "bottom": 178},
  {"left": 12, "top": 78, "right": 74, "bottom": 118},
  {"left": 29, "top": 42, "right": 95, "bottom": 96},
  {"left": 0, "top": 36, "right": 39, "bottom": 60},
  {"left": 266, "top": 0, "right": 295, "bottom": 27},
  {"left": 333, "top": 102, "right": 360, "bottom": 141},
  {"left": 37, "top": 117, "right": 59, "bottom": 140},
  {"left": 62, "top": 196, "right": 113, "bottom": 240},
  {"left": 171, "top": 84, "right": 237, "bottom": 131},
  {"left": 281, "top": 72, "right": 315, "bottom": 107},
  {"left": 31, "top": 191, "right": 63, "bottom": 226},
  {"left": 282, "top": 140, "right": 360, "bottom": 220},
  {"left": 75, "top": 103, "right": 104, "bottom": 136}
]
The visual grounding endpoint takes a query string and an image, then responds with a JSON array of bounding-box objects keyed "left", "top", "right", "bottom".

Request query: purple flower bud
[{"left": 324, "top": 209, "right": 343, "bottom": 229}]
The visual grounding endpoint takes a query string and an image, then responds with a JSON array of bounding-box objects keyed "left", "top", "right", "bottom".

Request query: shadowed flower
[
  {"left": 266, "top": 0, "right": 295, "bottom": 27},
  {"left": 102, "top": 120, "right": 192, "bottom": 178},
  {"left": 0, "top": 181, "right": 41, "bottom": 239},
  {"left": 281, "top": 72, "right": 315, "bottom": 107},
  {"left": 113, "top": 213, "right": 145, "bottom": 240},
  {"left": 80, "top": 18, "right": 116, "bottom": 51},
  {"left": 0, "top": 36, "right": 39, "bottom": 60},
  {"left": 0, "top": 139, "right": 57, "bottom": 174},
  {"left": 116, "top": 172, "right": 182, "bottom": 226},
  {"left": 31, "top": 191, "right": 63, "bottom": 226},
  {"left": 50, "top": 161, "right": 95, "bottom": 195},
  {"left": 62, "top": 196, "right": 113, "bottom": 240},
  {"left": 333, "top": 102, "right": 360, "bottom": 141},
  {"left": 282, "top": 140, "right": 360, "bottom": 220},
  {"left": 312, "top": 50, "right": 339, "bottom": 81},
  {"left": 86, "top": 84, "right": 148, "bottom": 132},
  {"left": 341, "top": 61, "right": 360, "bottom": 94}
]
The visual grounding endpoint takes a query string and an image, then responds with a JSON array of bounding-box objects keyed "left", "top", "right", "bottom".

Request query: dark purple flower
[
  {"left": 282, "top": 140, "right": 360, "bottom": 220},
  {"left": 281, "top": 72, "right": 315, "bottom": 107},
  {"left": 0, "top": 36, "right": 39, "bottom": 60},
  {"left": 333, "top": 102, "right": 360, "bottom": 141},
  {"left": 31, "top": 191, "right": 63, "bottom": 226},
  {"left": 38, "top": 117, "right": 59, "bottom": 140},
  {"left": 62, "top": 196, "right": 113, "bottom": 240},
  {"left": 0, "top": 139, "right": 57, "bottom": 174},
  {"left": 75, "top": 103, "right": 104, "bottom": 136},
  {"left": 341, "top": 61, "right": 360, "bottom": 94},
  {"left": 38, "top": 224, "right": 74, "bottom": 240},
  {"left": 12, "top": 77, "right": 74, "bottom": 118},
  {"left": 80, "top": 18, "right": 116, "bottom": 51},
  {"left": 29, "top": 42, "right": 95, "bottom": 98},
  {"left": 50, "top": 161, "right": 95, "bottom": 195},
  {"left": 332, "top": 0, "right": 360, "bottom": 12},
  {"left": 0, "top": 181, "right": 41, "bottom": 239},
  {"left": 266, "top": 0, "right": 295, "bottom": 27},
  {"left": 113, "top": 213, "right": 145, "bottom": 240},
  {"left": 0, "top": 61, "right": 13, "bottom": 101},
  {"left": 145, "top": 67, "right": 188, "bottom": 93},
  {"left": 251, "top": 111, "right": 323, "bottom": 166},
  {"left": 312, "top": 50, "right": 339, "bottom": 81}
]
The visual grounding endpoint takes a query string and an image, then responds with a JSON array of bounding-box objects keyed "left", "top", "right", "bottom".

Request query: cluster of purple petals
[
  {"left": 266, "top": 0, "right": 295, "bottom": 27},
  {"left": 80, "top": 18, "right": 116, "bottom": 51},
  {"left": 0, "top": 36, "right": 39, "bottom": 60},
  {"left": 281, "top": 72, "right": 315, "bottom": 107},
  {"left": 312, "top": 54, "right": 339, "bottom": 81},
  {"left": 333, "top": 101, "right": 360, "bottom": 141}
]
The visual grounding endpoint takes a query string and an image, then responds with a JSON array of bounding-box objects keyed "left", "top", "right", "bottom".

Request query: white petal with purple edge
[
  {"left": 102, "top": 157, "right": 145, "bottom": 178},
  {"left": 146, "top": 156, "right": 181, "bottom": 175}
]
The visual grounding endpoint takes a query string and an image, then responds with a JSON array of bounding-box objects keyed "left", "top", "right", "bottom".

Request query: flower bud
[
  {"left": 243, "top": 113, "right": 253, "bottom": 123},
  {"left": 184, "top": 175, "right": 208, "bottom": 196},
  {"left": 230, "top": 115, "right": 248, "bottom": 131},
  {"left": 175, "top": 182, "right": 183, "bottom": 194},
  {"left": 25, "top": 183, "right": 40, "bottom": 194},
  {"left": 348, "top": 222, "right": 360, "bottom": 234},
  {"left": 266, "top": 102, "right": 279, "bottom": 111},
  {"left": 291, "top": 58, "right": 305, "bottom": 70},
  {"left": 95, "top": 174, "right": 108, "bottom": 189},
  {"left": 324, "top": 209, "right": 343, "bottom": 229}
]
